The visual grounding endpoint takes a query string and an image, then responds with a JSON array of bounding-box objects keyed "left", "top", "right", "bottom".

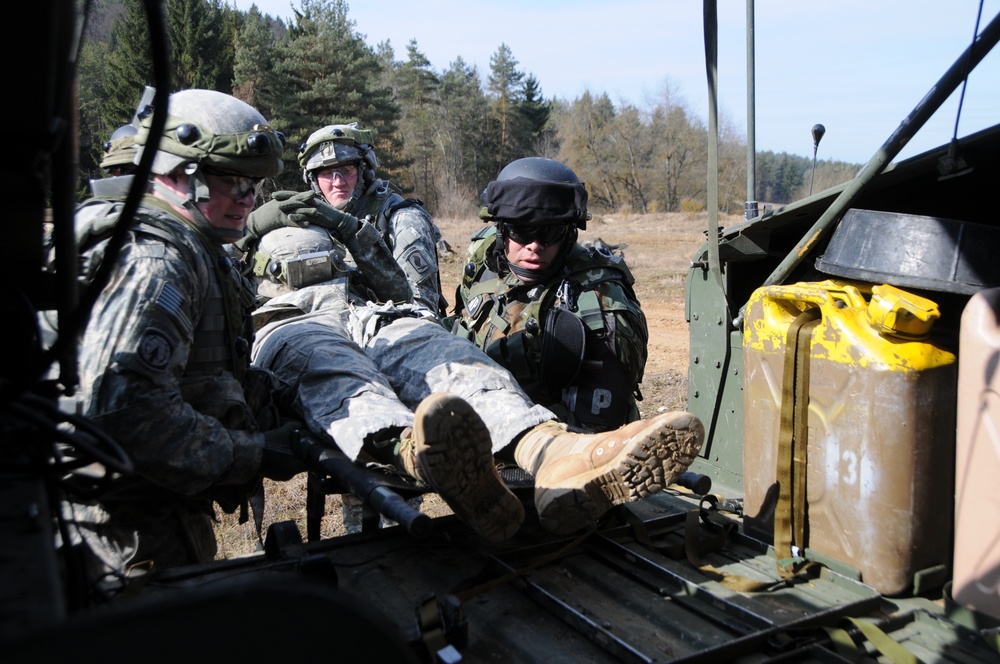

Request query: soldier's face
[
  {"left": 504, "top": 232, "right": 562, "bottom": 283},
  {"left": 197, "top": 172, "right": 257, "bottom": 235},
  {"left": 153, "top": 171, "right": 256, "bottom": 235},
  {"left": 317, "top": 163, "right": 359, "bottom": 207}
]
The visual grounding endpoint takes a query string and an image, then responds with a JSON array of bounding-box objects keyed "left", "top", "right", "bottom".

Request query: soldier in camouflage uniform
[
  {"left": 65, "top": 89, "right": 301, "bottom": 592},
  {"left": 240, "top": 123, "right": 445, "bottom": 314},
  {"left": 248, "top": 222, "right": 704, "bottom": 540},
  {"left": 451, "top": 158, "right": 649, "bottom": 432}
]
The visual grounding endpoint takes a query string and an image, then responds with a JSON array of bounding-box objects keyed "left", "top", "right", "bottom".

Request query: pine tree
[
  {"left": 101, "top": 0, "right": 154, "bottom": 133},
  {"left": 486, "top": 43, "right": 525, "bottom": 173},
  {"left": 165, "top": 0, "right": 230, "bottom": 91},
  {"left": 274, "top": 0, "right": 401, "bottom": 188},
  {"left": 520, "top": 74, "right": 552, "bottom": 155},
  {"left": 437, "top": 56, "right": 491, "bottom": 210},
  {"left": 395, "top": 40, "right": 441, "bottom": 206}
]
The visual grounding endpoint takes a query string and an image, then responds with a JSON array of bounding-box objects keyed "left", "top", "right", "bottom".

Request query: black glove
[{"left": 260, "top": 420, "right": 308, "bottom": 481}]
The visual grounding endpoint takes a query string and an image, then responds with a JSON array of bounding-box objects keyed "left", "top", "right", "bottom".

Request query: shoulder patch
[
  {"left": 155, "top": 282, "right": 193, "bottom": 335},
  {"left": 137, "top": 327, "right": 174, "bottom": 371}
]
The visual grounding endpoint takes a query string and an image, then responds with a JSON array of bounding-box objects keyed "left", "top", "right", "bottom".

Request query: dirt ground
[{"left": 215, "top": 211, "right": 728, "bottom": 557}]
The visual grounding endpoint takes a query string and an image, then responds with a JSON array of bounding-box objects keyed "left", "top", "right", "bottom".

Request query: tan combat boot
[
  {"left": 397, "top": 393, "right": 524, "bottom": 543},
  {"left": 515, "top": 412, "right": 704, "bottom": 536}
]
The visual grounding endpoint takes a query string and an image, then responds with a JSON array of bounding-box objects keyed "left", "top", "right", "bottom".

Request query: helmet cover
[{"left": 133, "top": 89, "right": 284, "bottom": 178}]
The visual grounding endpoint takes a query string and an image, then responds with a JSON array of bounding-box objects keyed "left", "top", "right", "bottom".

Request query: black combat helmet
[
  {"left": 480, "top": 157, "right": 591, "bottom": 281},
  {"left": 480, "top": 157, "right": 591, "bottom": 230}
]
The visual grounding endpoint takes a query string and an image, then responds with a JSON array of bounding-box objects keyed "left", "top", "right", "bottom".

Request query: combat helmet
[
  {"left": 252, "top": 226, "right": 349, "bottom": 302},
  {"left": 100, "top": 124, "right": 139, "bottom": 174},
  {"left": 133, "top": 89, "right": 285, "bottom": 242},
  {"left": 298, "top": 123, "right": 379, "bottom": 211},
  {"left": 480, "top": 157, "right": 591, "bottom": 281}
]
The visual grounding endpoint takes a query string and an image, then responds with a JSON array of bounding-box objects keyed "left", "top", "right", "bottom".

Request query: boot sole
[
  {"left": 535, "top": 414, "right": 704, "bottom": 536},
  {"left": 414, "top": 393, "right": 525, "bottom": 543}
]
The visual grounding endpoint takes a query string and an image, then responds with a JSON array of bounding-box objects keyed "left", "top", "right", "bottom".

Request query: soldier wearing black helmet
[
  {"left": 452, "top": 157, "right": 650, "bottom": 433},
  {"left": 66, "top": 89, "right": 302, "bottom": 590}
]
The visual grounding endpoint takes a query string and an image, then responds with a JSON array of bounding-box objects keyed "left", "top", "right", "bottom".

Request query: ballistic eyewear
[
  {"left": 506, "top": 223, "right": 571, "bottom": 246},
  {"left": 202, "top": 166, "right": 266, "bottom": 200},
  {"left": 318, "top": 163, "right": 359, "bottom": 181}
]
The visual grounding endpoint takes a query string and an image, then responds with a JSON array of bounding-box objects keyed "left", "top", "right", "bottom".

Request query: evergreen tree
[
  {"left": 101, "top": 0, "right": 154, "bottom": 134},
  {"left": 437, "top": 56, "right": 490, "bottom": 212},
  {"left": 486, "top": 43, "right": 525, "bottom": 173},
  {"left": 78, "top": 40, "right": 114, "bottom": 190},
  {"left": 394, "top": 40, "right": 441, "bottom": 207},
  {"left": 166, "top": 0, "right": 230, "bottom": 91},
  {"left": 274, "top": 0, "right": 401, "bottom": 188},
  {"left": 233, "top": 5, "right": 282, "bottom": 118},
  {"left": 520, "top": 74, "right": 552, "bottom": 155}
]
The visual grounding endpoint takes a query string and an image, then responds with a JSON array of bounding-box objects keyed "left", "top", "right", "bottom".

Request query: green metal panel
[{"left": 685, "top": 257, "right": 745, "bottom": 496}]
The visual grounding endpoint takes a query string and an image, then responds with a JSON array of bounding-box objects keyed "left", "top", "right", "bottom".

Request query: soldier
[
  {"left": 242, "top": 123, "right": 445, "bottom": 314},
  {"left": 65, "top": 89, "right": 302, "bottom": 592},
  {"left": 451, "top": 158, "right": 649, "bottom": 432},
  {"left": 99, "top": 123, "right": 140, "bottom": 177},
  {"left": 248, "top": 223, "right": 704, "bottom": 540}
]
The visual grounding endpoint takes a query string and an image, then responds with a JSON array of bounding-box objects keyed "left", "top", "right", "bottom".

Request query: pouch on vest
[
  {"left": 539, "top": 306, "right": 585, "bottom": 393},
  {"left": 563, "top": 329, "right": 634, "bottom": 430}
]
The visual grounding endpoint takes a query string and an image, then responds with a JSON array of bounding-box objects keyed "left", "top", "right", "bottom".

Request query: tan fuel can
[{"left": 742, "top": 280, "right": 957, "bottom": 595}]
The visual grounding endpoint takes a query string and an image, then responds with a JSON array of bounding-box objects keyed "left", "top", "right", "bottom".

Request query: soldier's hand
[
  {"left": 236, "top": 191, "right": 321, "bottom": 253},
  {"left": 260, "top": 420, "right": 307, "bottom": 481},
  {"left": 306, "top": 200, "right": 361, "bottom": 241},
  {"left": 271, "top": 190, "right": 324, "bottom": 225}
]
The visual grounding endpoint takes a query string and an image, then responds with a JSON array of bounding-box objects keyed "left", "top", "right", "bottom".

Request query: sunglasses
[
  {"left": 202, "top": 166, "right": 266, "bottom": 200},
  {"left": 506, "top": 224, "right": 571, "bottom": 246}
]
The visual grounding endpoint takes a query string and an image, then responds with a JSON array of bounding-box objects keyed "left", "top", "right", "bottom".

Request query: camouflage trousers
[{"left": 252, "top": 309, "right": 554, "bottom": 460}]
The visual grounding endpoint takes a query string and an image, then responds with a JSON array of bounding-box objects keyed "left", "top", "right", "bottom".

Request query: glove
[
  {"left": 304, "top": 199, "right": 361, "bottom": 241},
  {"left": 245, "top": 190, "right": 316, "bottom": 236},
  {"left": 260, "top": 420, "right": 308, "bottom": 481}
]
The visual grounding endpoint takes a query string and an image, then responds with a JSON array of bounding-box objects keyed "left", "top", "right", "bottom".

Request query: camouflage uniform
[
  {"left": 350, "top": 180, "right": 445, "bottom": 314},
  {"left": 448, "top": 157, "right": 649, "bottom": 431},
  {"left": 453, "top": 219, "right": 648, "bottom": 433},
  {"left": 61, "top": 89, "right": 285, "bottom": 587},
  {"left": 250, "top": 227, "right": 553, "bottom": 461},
  {"left": 69, "top": 195, "right": 264, "bottom": 580},
  {"left": 295, "top": 123, "right": 446, "bottom": 315}
]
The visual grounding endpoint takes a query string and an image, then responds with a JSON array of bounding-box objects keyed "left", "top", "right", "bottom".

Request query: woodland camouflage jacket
[{"left": 451, "top": 227, "right": 648, "bottom": 431}]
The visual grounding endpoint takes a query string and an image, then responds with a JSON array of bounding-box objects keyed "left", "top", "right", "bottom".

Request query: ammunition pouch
[{"left": 539, "top": 307, "right": 585, "bottom": 393}]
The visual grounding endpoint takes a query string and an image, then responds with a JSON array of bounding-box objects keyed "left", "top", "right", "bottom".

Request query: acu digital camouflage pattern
[
  {"left": 453, "top": 231, "right": 649, "bottom": 432},
  {"left": 350, "top": 185, "right": 446, "bottom": 315},
  {"left": 251, "top": 225, "right": 554, "bottom": 462},
  {"left": 68, "top": 195, "right": 266, "bottom": 582}
]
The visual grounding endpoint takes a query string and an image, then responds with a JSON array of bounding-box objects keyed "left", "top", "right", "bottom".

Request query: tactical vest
[
  {"left": 351, "top": 186, "right": 422, "bottom": 242},
  {"left": 75, "top": 197, "right": 255, "bottom": 384},
  {"left": 454, "top": 226, "right": 644, "bottom": 429},
  {"left": 352, "top": 186, "right": 448, "bottom": 316}
]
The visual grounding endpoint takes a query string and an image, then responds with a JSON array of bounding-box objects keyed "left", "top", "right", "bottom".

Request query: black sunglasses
[{"left": 506, "top": 224, "right": 571, "bottom": 246}]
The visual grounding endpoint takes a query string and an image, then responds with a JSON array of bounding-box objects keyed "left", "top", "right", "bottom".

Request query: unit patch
[{"left": 137, "top": 328, "right": 174, "bottom": 370}]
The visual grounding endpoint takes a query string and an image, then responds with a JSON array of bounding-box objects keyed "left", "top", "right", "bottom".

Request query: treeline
[{"left": 77, "top": 0, "right": 861, "bottom": 215}]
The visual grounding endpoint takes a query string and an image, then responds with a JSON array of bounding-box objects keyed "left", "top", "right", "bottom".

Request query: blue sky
[{"left": 231, "top": 0, "right": 1000, "bottom": 165}]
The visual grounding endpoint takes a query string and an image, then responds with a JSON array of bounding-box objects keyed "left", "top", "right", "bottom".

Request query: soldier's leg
[
  {"left": 254, "top": 320, "right": 413, "bottom": 460},
  {"left": 367, "top": 317, "right": 553, "bottom": 454}
]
